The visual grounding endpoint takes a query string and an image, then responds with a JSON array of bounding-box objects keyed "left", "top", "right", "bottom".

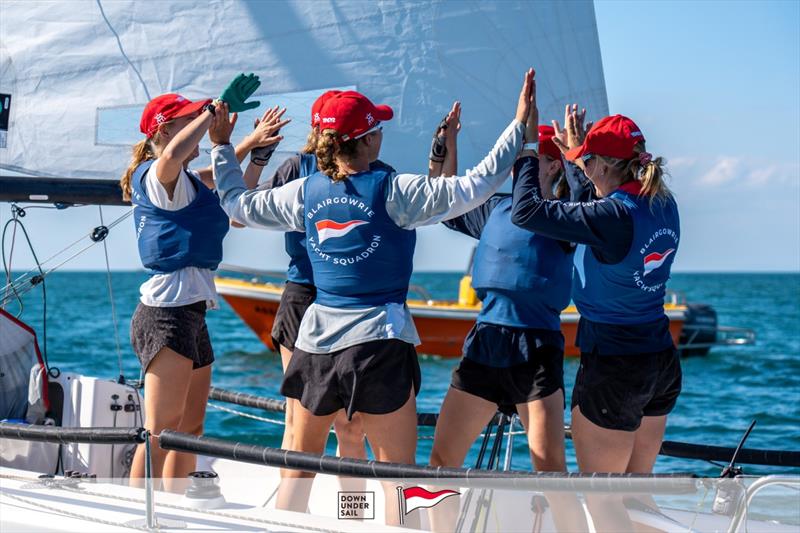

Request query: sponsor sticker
[{"left": 338, "top": 491, "right": 375, "bottom": 520}]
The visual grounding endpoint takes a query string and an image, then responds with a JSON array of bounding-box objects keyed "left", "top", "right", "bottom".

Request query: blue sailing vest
[
  {"left": 471, "top": 197, "right": 573, "bottom": 330},
  {"left": 130, "top": 161, "right": 229, "bottom": 274},
  {"left": 303, "top": 168, "right": 416, "bottom": 308},
  {"left": 283, "top": 153, "right": 317, "bottom": 285},
  {"left": 572, "top": 183, "right": 680, "bottom": 325}
]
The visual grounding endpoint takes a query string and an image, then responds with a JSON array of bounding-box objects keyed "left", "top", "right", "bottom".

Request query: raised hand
[
  {"left": 208, "top": 102, "right": 237, "bottom": 146},
  {"left": 515, "top": 68, "right": 535, "bottom": 125},
  {"left": 249, "top": 106, "right": 290, "bottom": 166},
  {"left": 219, "top": 73, "right": 261, "bottom": 112},
  {"left": 248, "top": 106, "right": 290, "bottom": 148}
]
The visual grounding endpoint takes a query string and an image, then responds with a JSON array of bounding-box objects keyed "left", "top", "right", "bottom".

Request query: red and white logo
[
  {"left": 397, "top": 487, "right": 459, "bottom": 519},
  {"left": 642, "top": 248, "right": 675, "bottom": 277},
  {"left": 315, "top": 219, "right": 368, "bottom": 244}
]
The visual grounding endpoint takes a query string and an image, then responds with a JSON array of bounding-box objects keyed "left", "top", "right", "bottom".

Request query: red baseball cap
[
  {"left": 311, "top": 90, "right": 342, "bottom": 127},
  {"left": 140, "top": 93, "right": 212, "bottom": 138},
  {"left": 538, "top": 125, "right": 562, "bottom": 163},
  {"left": 564, "top": 114, "right": 645, "bottom": 162},
  {"left": 319, "top": 90, "right": 393, "bottom": 141}
]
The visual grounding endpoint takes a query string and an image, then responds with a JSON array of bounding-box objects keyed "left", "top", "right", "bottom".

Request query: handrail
[
  {"left": 0, "top": 422, "right": 146, "bottom": 444},
  {"left": 158, "top": 430, "right": 697, "bottom": 493},
  {"left": 208, "top": 387, "right": 799, "bottom": 467}
]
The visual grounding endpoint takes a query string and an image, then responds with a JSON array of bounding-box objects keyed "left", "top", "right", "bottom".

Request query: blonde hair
[
  {"left": 315, "top": 129, "right": 362, "bottom": 182},
  {"left": 119, "top": 135, "right": 161, "bottom": 202},
  {"left": 301, "top": 128, "right": 318, "bottom": 155},
  {"left": 598, "top": 142, "right": 671, "bottom": 204}
]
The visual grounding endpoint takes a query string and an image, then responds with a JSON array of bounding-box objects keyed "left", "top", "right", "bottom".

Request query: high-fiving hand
[
  {"left": 552, "top": 104, "right": 592, "bottom": 154},
  {"left": 515, "top": 68, "right": 536, "bottom": 126},
  {"left": 208, "top": 102, "right": 236, "bottom": 146},
  {"left": 219, "top": 73, "right": 261, "bottom": 112}
]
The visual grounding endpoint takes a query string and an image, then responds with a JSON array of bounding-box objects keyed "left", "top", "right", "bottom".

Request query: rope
[
  {"left": 1, "top": 490, "right": 154, "bottom": 531},
  {"left": 97, "top": 206, "right": 125, "bottom": 382},
  {"left": 1, "top": 207, "right": 50, "bottom": 372},
  {"left": 206, "top": 402, "right": 528, "bottom": 441}
]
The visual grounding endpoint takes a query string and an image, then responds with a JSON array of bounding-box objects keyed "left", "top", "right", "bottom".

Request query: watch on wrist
[{"left": 204, "top": 102, "right": 216, "bottom": 116}]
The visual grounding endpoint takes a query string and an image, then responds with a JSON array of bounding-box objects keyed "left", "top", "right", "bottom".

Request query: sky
[{"left": 2, "top": 0, "right": 798, "bottom": 273}]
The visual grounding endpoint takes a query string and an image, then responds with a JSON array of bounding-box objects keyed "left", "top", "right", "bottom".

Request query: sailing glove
[
  {"left": 220, "top": 73, "right": 261, "bottom": 112},
  {"left": 251, "top": 129, "right": 280, "bottom": 167},
  {"left": 429, "top": 115, "right": 448, "bottom": 163}
]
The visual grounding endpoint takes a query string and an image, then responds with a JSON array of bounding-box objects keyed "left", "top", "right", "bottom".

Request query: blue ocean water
[{"left": 4, "top": 271, "right": 799, "bottom": 476}]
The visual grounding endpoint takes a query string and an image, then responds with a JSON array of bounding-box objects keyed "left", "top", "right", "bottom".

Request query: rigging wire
[
  {"left": 97, "top": 205, "right": 125, "bottom": 383},
  {"left": 1, "top": 205, "right": 51, "bottom": 373},
  {"left": 0, "top": 208, "right": 133, "bottom": 304}
]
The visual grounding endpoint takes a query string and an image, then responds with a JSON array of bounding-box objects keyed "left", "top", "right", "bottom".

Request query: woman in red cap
[
  {"left": 209, "top": 70, "right": 535, "bottom": 523},
  {"left": 431, "top": 115, "right": 573, "bottom": 476},
  {"left": 426, "top": 102, "right": 589, "bottom": 531},
  {"left": 511, "top": 103, "right": 681, "bottom": 482},
  {"left": 246, "top": 90, "right": 390, "bottom": 473},
  {"left": 121, "top": 74, "right": 283, "bottom": 487}
]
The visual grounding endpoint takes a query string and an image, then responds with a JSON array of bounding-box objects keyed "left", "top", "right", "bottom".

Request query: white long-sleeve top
[{"left": 212, "top": 119, "right": 524, "bottom": 353}]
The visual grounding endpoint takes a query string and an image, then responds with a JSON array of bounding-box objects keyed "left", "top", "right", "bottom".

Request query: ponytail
[
  {"left": 315, "top": 129, "right": 361, "bottom": 182},
  {"left": 599, "top": 142, "right": 671, "bottom": 206},
  {"left": 632, "top": 143, "right": 670, "bottom": 202},
  {"left": 120, "top": 137, "right": 158, "bottom": 202}
]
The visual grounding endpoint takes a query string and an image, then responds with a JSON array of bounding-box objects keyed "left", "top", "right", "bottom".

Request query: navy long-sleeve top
[{"left": 510, "top": 156, "right": 673, "bottom": 355}]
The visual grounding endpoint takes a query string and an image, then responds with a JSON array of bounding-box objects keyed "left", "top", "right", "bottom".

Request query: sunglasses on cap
[{"left": 355, "top": 122, "right": 382, "bottom": 139}]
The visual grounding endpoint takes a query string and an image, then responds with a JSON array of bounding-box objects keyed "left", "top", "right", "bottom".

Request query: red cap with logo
[
  {"left": 318, "top": 90, "right": 393, "bottom": 141},
  {"left": 311, "top": 90, "right": 342, "bottom": 127},
  {"left": 538, "top": 125, "right": 562, "bottom": 163},
  {"left": 564, "top": 114, "right": 645, "bottom": 162},
  {"left": 140, "top": 93, "right": 212, "bottom": 138}
]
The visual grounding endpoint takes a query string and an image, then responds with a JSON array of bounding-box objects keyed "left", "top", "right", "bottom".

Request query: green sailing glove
[{"left": 219, "top": 73, "right": 261, "bottom": 112}]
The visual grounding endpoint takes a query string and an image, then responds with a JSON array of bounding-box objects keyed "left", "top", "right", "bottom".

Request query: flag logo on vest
[
  {"left": 397, "top": 487, "right": 459, "bottom": 521},
  {"left": 642, "top": 248, "right": 675, "bottom": 277},
  {"left": 315, "top": 219, "right": 368, "bottom": 244}
]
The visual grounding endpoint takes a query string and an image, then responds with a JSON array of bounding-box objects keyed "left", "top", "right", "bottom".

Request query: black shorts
[
  {"left": 571, "top": 346, "right": 682, "bottom": 431},
  {"left": 280, "top": 339, "right": 421, "bottom": 419},
  {"left": 451, "top": 323, "right": 565, "bottom": 411},
  {"left": 130, "top": 301, "right": 214, "bottom": 371},
  {"left": 271, "top": 281, "right": 316, "bottom": 351}
]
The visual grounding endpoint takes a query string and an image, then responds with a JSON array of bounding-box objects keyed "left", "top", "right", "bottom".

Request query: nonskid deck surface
[
  {"left": 4, "top": 461, "right": 798, "bottom": 533},
  {"left": 0, "top": 465, "right": 412, "bottom": 533}
]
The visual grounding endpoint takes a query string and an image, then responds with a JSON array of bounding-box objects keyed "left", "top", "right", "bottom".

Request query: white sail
[
  {"left": 0, "top": 0, "right": 607, "bottom": 178},
  {"left": 0, "top": 0, "right": 607, "bottom": 270}
]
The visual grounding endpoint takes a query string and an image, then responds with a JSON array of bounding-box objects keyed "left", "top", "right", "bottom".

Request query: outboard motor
[{"left": 679, "top": 303, "right": 717, "bottom": 356}]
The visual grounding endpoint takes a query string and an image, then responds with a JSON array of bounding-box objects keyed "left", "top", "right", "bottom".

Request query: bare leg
[
  {"left": 279, "top": 345, "right": 297, "bottom": 478},
  {"left": 515, "top": 390, "right": 566, "bottom": 472},
  {"left": 626, "top": 415, "right": 668, "bottom": 530},
  {"left": 333, "top": 411, "right": 367, "bottom": 494},
  {"left": 333, "top": 411, "right": 367, "bottom": 460},
  {"left": 626, "top": 415, "right": 667, "bottom": 473},
  {"left": 162, "top": 364, "right": 212, "bottom": 492},
  {"left": 360, "top": 390, "right": 420, "bottom": 527},
  {"left": 130, "top": 348, "right": 193, "bottom": 486},
  {"left": 517, "top": 392, "right": 588, "bottom": 532},
  {"left": 572, "top": 406, "right": 636, "bottom": 533},
  {"left": 428, "top": 387, "right": 497, "bottom": 533},
  {"left": 275, "top": 401, "right": 337, "bottom": 512}
]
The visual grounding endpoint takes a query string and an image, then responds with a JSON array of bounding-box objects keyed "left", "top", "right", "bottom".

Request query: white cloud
[
  {"left": 698, "top": 157, "right": 740, "bottom": 186},
  {"left": 671, "top": 156, "right": 799, "bottom": 188}
]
